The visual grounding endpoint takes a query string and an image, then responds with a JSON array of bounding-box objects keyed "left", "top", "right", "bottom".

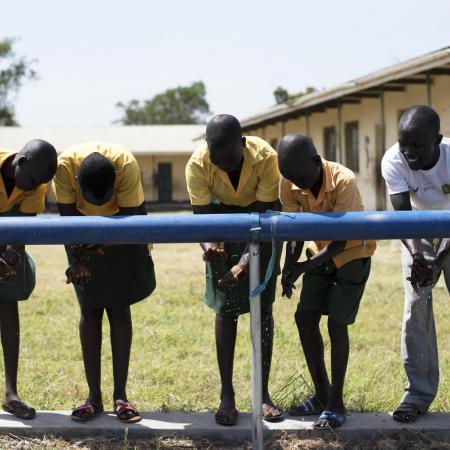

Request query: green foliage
[
  {"left": 116, "top": 81, "right": 211, "bottom": 125},
  {"left": 0, "top": 37, "right": 37, "bottom": 126},
  {"left": 273, "top": 85, "right": 317, "bottom": 105}
]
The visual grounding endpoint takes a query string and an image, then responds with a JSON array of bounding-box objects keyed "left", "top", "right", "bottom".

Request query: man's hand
[
  {"left": 1, "top": 249, "right": 22, "bottom": 268},
  {"left": 218, "top": 264, "right": 246, "bottom": 288},
  {"left": 202, "top": 246, "right": 226, "bottom": 262},
  {"left": 407, "top": 253, "right": 434, "bottom": 291},
  {"left": 65, "top": 261, "right": 91, "bottom": 286},
  {"left": 0, "top": 258, "right": 16, "bottom": 281}
]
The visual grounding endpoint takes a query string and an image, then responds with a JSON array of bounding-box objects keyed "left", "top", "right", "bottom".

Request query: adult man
[
  {"left": 279, "top": 134, "right": 375, "bottom": 429},
  {"left": 53, "top": 141, "right": 156, "bottom": 423},
  {"left": 0, "top": 139, "right": 57, "bottom": 419},
  {"left": 185, "top": 114, "right": 282, "bottom": 425},
  {"left": 381, "top": 105, "right": 450, "bottom": 423}
]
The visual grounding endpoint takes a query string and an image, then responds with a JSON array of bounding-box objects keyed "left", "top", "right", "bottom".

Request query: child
[
  {"left": 0, "top": 139, "right": 57, "bottom": 419},
  {"left": 278, "top": 134, "right": 375, "bottom": 429},
  {"left": 52, "top": 141, "right": 155, "bottom": 423}
]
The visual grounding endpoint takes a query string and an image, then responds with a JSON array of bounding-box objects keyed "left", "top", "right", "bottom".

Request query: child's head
[
  {"left": 77, "top": 152, "right": 116, "bottom": 205},
  {"left": 398, "top": 105, "right": 442, "bottom": 171},
  {"left": 13, "top": 139, "right": 57, "bottom": 191},
  {"left": 206, "top": 114, "right": 245, "bottom": 172},
  {"left": 278, "top": 134, "right": 322, "bottom": 189}
]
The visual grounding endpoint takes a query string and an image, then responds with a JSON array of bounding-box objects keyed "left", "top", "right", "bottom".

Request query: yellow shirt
[
  {"left": 52, "top": 141, "right": 144, "bottom": 216},
  {"left": 0, "top": 148, "right": 46, "bottom": 214},
  {"left": 280, "top": 158, "right": 376, "bottom": 268},
  {"left": 185, "top": 136, "right": 279, "bottom": 206}
]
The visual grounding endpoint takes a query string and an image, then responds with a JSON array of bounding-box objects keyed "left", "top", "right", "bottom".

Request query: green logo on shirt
[{"left": 442, "top": 184, "right": 450, "bottom": 195}]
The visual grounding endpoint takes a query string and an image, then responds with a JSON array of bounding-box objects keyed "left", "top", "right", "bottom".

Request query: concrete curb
[{"left": 0, "top": 411, "right": 449, "bottom": 442}]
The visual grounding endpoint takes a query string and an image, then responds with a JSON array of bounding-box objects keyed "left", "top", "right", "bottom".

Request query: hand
[
  {"left": 68, "top": 244, "right": 104, "bottom": 260},
  {"left": 407, "top": 253, "right": 434, "bottom": 291},
  {"left": 218, "top": 264, "right": 246, "bottom": 288},
  {"left": 65, "top": 261, "right": 91, "bottom": 286},
  {"left": 1, "top": 249, "right": 22, "bottom": 268},
  {"left": 281, "top": 266, "right": 296, "bottom": 299},
  {"left": 202, "top": 246, "right": 226, "bottom": 262},
  {"left": 0, "top": 258, "right": 16, "bottom": 281}
]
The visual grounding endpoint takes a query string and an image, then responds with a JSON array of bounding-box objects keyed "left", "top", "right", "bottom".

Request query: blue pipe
[{"left": 0, "top": 211, "right": 448, "bottom": 245}]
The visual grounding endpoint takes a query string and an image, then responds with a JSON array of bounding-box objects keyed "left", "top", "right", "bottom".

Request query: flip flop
[
  {"left": 289, "top": 396, "right": 324, "bottom": 416},
  {"left": 71, "top": 402, "right": 103, "bottom": 423},
  {"left": 115, "top": 401, "right": 141, "bottom": 424},
  {"left": 262, "top": 403, "right": 284, "bottom": 422},
  {"left": 313, "top": 410, "right": 345, "bottom": 430},
  {"left": 215, "top": 407, "right": 238, "bottom": 426},
  {"left": 393, "top": 402, "right": 423, "bottom": 423},
  {"left": 2, "top": 400, "right": 36, "bottom": 420}
]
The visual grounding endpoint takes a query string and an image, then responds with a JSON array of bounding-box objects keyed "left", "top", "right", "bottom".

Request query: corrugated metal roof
[
  {"left": 241, "top": 46, "right": 450, "bottom": 130},
  {"left": 0, "top": 125, "right": 205, "bottom": 155}
]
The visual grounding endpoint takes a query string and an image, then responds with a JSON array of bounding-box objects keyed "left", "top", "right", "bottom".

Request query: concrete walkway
[{"left": 0, "top": 411, "right": 449, "bottom": 442}]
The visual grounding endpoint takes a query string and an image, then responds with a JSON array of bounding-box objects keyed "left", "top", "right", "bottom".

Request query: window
[
  {"left": 345, "top": 121, "right": 359, "bottom": 172},
  {"left": 323, "top": 126, "right": 337, "bottom": 161}
]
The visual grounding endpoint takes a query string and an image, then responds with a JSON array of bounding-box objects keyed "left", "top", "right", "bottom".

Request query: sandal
[
  {"left": 313, "top": 410, "right": 346, "bottom": 429},
  {"left": 2, "top": 400, "right": 36, "bottom": 420},
  {"left": 115, "top": 401, "right": 141, "bottom": 423},
  {"left": 215, "top": 407, "right": 238, "bottom": 426},
  {"left": 393, "top": 402, "right": 422, "bottom": 423},
  {"left": 71, "top": 402, "right": 103, "bottom": 423},
  {"left": 262, "top": 403, "right": 284, "bottom": 422},
  {"left": 289, "top": 396, "right": 324, "bottom": 416}
]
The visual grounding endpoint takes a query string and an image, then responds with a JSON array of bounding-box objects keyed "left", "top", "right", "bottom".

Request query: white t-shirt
[{"left": 381, "top": 137, "right": 450, "bottom": 211}]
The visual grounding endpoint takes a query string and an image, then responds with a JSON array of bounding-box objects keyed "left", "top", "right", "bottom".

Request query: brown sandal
[
  {"left": 71, "top": 402, "right": 103, "bottom": 423},
  {"left": 115, "top": 401, "right": 141, "bottom": 423},
  {"left": 393, "top": 402, "right": 422, "bottom": 423},
  {"left": 215, "top": 407, "right": 239, "bottom": 426}
]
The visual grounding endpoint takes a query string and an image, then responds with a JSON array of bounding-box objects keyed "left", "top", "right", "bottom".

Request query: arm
[{"left": 192, "top": 204, "right": 225, "bottom": 259}]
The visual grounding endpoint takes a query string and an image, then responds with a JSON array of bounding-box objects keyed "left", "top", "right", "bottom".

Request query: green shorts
[{"left": 298, "top": 257, "right": 371, "bottom": 325}]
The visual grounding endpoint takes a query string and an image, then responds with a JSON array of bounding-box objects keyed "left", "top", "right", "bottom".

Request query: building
[
  {"left": 241, "top": 47, "right": 450, "bottom": 210},
  {"left": 0, "top": 125, "right": 204, "bottom": 208}
]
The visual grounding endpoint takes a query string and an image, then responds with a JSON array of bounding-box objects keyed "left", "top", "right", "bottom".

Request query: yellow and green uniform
[
  {"left": 0, "top": 149, "right": 45, "bottom": 301},
  {"left": 53, "top": 142, "right": 155, "bottom": 309},
  {"left": 186, "top": 136, "right": 280, "bottom": 316},
  {"left": 280, "top": 158, "right": 376, "bottom": 324}
]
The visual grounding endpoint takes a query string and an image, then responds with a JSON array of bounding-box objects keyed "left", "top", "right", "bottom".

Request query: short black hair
[
  {"left": 399, "top": 105, "right": 440, "bottom": 136},
  {"left": 21, "top": 139, "right": 58, "bottom": 182},
  {"left": 206, "top": 114, "right": 242, "bottom": 149},
  {"left": 78, "top": 152, "right": 116, "bottom": 198}
]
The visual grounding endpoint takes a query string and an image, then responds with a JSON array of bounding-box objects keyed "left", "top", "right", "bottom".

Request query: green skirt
[
  {"left": 0, "top": 207, "right": 36, "bottom": 302},
  {"left": 204, "top": 202, "right": 281, "bottom": 316},
  {"left": 68, "top": 244, "right": 156, "bottom": 309}
]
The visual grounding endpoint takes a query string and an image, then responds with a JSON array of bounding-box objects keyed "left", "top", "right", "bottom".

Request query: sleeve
[
  {"left": 279, "top": 177, "right": 301, "bottom": 212},
  {"left": 116, "top": 157, "right": 144, "bottom": 207},
  {"left": 185, "top": 158, "right": 211, "bottom": 206},
  {"left": 52, "top": 162, "right": 77, "bottom": 204},
  {"left": 19, "top": 184, "right": 47, "bottom": 213},
  {"left": 255, "top": 154, "right": 280, "bottom": 202},
  {"left": 333, "top": 177, "right": 364, "bottom": 212},
  {"left": 381, "top": 152, "right": 410, "bottom": 195}
]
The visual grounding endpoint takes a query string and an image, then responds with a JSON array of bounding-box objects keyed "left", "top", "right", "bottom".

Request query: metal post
[
  {"left": 249, "top": 241, "right": 263, "bottom": 450},
  {"left": 336, "top": 102, "right": 342, "bottom": 163},
  {"left": 427, "top": 72, "right": 432, "bottom": 106}
]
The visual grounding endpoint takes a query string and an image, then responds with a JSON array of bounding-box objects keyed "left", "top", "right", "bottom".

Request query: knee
[
  {"left": 107, "top": 306, "right": 131, "bottom": 323},
  {"left": 327, "top": 318, "right": 348, "bottom": 340},
  {"left": 80, "top": 307, "right": 103, "bottom": 323},
  {"left": 295, "top": 310, "right": 318, "bottom": 335}
]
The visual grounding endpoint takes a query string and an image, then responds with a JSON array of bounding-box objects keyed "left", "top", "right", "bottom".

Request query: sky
[{"left": 2, "top": 0, "right": 450, "bottom": 127}]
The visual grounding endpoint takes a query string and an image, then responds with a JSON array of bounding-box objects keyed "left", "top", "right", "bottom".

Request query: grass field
[{"left": 3, "top": 237, "right": 450, "bottom": 415}]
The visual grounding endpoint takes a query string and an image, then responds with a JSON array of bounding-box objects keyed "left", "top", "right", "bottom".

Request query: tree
[
  {"left": 0, "top": 37, "right": 37, "bottom": 126},
  {"left": 116, "top": 81, "right": 211, "bottom": 125},
  {"left": 273, "top": 85, "right": 317, "bottom": 105}
]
